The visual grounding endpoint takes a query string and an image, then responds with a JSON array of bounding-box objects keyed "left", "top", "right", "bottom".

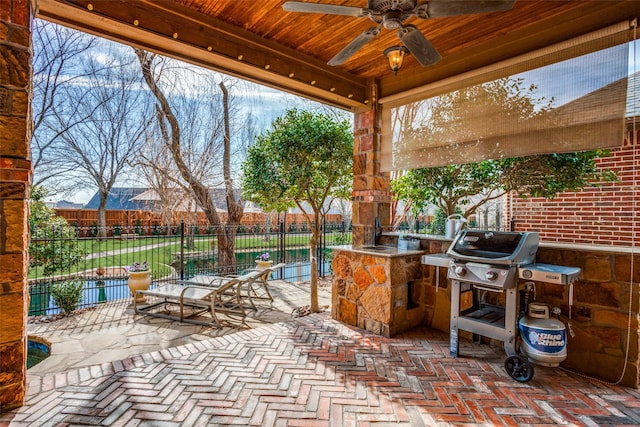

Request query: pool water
[
  {"left": 29, "top": 255, "right": 332, "bottom": 317},
  {"left": 27, "top": 338, "right": 50, "bottom": 369}
]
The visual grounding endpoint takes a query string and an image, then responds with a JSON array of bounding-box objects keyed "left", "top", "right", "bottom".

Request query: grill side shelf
[{"left": 519, "top": 263, "right": 581, "bottom": 285}]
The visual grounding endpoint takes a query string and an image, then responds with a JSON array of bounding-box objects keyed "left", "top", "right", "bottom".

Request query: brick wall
[{"left": 511, "top": 129, "right": 640, "bottom": 245}]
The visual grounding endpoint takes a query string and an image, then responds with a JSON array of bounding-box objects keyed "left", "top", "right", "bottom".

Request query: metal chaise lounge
[
  {"left": 246, "top": 262, "right": 286, "bottom": 305},
  {"left": 187, "top": 262, "right": 286, "bottom": 311},
  {"left": 133, "top": 270, "right": 265, "bottom": 327}
]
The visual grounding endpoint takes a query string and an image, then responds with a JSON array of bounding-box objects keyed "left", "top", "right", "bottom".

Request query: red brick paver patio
[{"left": 2, "top": 313, "right": 639, "bottom": 426}]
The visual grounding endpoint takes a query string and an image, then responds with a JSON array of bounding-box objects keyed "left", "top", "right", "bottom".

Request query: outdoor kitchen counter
[
  {"left": 331, "top": 239, "right": 450, "bottom": 337},
  {"left": 332, "top": 237, "right": 640, "bottom": 387}
]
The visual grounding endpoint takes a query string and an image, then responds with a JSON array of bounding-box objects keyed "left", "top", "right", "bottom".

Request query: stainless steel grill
[
  {"left": 441, "top": 230, "right": 580, "bottom": 358},
  {"left": 447, "top": 230, "right": 539, "bottom": 266}
]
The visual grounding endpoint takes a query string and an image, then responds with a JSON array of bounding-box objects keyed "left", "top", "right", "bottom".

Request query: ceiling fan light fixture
[{"left": 384, "top": 46, "right": 410, "bottom": 75}]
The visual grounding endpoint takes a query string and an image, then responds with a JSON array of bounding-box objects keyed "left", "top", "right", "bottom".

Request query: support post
[{"left": 0, "top": 0, "right": 33, "bottom": 412}]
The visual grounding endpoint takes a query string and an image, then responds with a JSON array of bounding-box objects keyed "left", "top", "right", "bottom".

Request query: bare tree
[
  {"left": 219, "top": 82, "right": 244, "bottom": 225},
  {"left": 332, "top": 197, "right": 352, "bottom": 227},
  {"left": 51, "top": 44, "right": 152, "bottom": 237},
  {"left": 31, "top": 20, "right": 98, "bottom": 192},
  {"left": 136, "top": 50, "right": 244, "bottom": 273},
  {"left": 135, "top": 136, "right": 184, "bottom": 228}
]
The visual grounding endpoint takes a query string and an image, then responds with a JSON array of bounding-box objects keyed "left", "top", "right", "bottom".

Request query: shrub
[
  {"left": 29, "top": 186, "right": 84, "bottom": 276},
  {"left": 50, "top": 279, "right": 85, "bottom": 316},
  {"left": 332, "top": 231, "right": 351, "bottom": 245},
  {"left": 429, "top": 209, "right": 447, "bottom": 235}
]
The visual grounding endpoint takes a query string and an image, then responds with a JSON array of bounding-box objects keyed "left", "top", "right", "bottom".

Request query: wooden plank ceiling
[{"left": 37, "top": 0, "right": 640, "bottom": 110}]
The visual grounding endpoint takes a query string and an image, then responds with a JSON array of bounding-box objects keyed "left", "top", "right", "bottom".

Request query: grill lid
[{"left": 447, "top": 230, "right": 540, "bottom": 266}]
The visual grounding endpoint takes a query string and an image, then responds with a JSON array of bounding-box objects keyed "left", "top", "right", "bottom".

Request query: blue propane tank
[{"left": 519, "top": 303, "right": 567, "bottom": 367}]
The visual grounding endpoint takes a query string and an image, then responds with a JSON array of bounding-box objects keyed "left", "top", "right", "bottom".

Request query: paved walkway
[
  {"left": 25, "top": 280, "right": 329, "bottom": 377},
  {"left": 3, "top": 281, "right": 640, "bottom": 426}
]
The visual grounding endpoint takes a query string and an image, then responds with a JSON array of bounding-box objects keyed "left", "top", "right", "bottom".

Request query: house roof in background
[
  {"left": 55, "top": 200, "right": 85, "bottom": 209},
  {"left": 130, "top": 189, "right": 227, "bottom": 213},
  {"left": 85, "top": 187, "right": 244, "bottom": 212},
  {"left": 83, "top": 187, "right": 349, "bottom": 215},
  {"left": 83, "top": 187, "right": 151, "bottom": 211}
]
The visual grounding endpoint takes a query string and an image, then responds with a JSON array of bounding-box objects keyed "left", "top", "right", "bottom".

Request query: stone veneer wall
[
  {"left": 332, "top": 236, "right": 639, "bottom": 387},
  {"left": 0, "top": 0, "right": 32, "bottom": 412},
  {"left": 535, "top": 245, "right": 639, "bottom": 386},
  {"left": 351, "top": 106, "right": 391, "bottom": 247}
]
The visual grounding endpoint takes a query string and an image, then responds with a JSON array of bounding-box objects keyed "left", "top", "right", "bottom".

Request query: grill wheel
[{"left": 504, "top": 355, "right": 534, "bottom": 382}]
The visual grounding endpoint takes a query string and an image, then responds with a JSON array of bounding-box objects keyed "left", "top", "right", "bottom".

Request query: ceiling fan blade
[
  {"left": 282, "top": 1, "right": 364, "bottom": 17},
  {"left": 397, "top": 25, "right": 441, "bottom": 67},
  {"left": 328, "top": 27, "right": 379, "bottom": 66},
  {"left": 427, "top": 0, "right": 516, "bottom": 18}
]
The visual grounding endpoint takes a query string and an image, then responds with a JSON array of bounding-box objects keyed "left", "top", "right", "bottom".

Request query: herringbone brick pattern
[{"left": 2, "top": 314, "right": 640, "bottom": 426}]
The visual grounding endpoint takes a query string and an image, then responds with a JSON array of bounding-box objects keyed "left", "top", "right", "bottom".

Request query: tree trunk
[
  {"left": 308, "top": 229, "right": 320, "bottom": 313},
  {"left": 137, "top": 51, "right": 243, "bottom": 275},
  {"left": 97, "top": 191, "right": 108, "bottom": 239},
  {"left": 307, "top": 209, "right": 322, "bottom": 313},
  {"left": 218, "top": 81, "right": 244, "bottom": 274}
]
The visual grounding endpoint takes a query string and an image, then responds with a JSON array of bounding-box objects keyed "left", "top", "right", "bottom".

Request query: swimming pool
[{"left": 27, "top": 336, "right": 51, "bottom": 369}]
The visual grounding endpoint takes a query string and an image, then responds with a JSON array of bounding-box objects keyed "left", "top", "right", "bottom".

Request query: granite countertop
[
  {"left": 383, "top": 232, "right": 452, "bottom": 241},
  {"left": 332, "top": 245, "right": 425, "bottom": 258}
]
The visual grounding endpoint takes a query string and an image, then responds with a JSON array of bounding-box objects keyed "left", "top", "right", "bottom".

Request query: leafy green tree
[
  {"left": 242, "top": 109, "right": 352, "bottom": 313},
  {"left": 393, "top": 152, "right": 616, "bottom": 220},
  {"left": 29, "top": 186, "right": 84, "bottom": 276}
]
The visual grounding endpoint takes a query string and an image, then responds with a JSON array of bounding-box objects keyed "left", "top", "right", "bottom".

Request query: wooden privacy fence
[{"left": 54, "top": 209, "right": 344, "bottom": 236}]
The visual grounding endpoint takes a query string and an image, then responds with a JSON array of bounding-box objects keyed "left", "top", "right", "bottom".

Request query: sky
[{"left": 34, "top": 21, "right": 350, "bottom": 205}]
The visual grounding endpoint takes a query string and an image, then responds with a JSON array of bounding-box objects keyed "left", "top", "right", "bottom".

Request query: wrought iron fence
[{"left": 28, "top": 220, "right": 352, "bottom": 316}]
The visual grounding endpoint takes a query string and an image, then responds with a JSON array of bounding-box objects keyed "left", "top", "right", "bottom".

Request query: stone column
[
  {"left": 0, "top": 0, "right": 32, "bottom": 412},
  {"left": 351, "top": 82, "right": 391, "bottom": 246}
]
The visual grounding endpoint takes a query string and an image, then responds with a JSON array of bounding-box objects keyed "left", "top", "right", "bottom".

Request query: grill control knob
[
  {"left": 454, "top": 265, "right": 467, "bottom": 276},
  {"left": 485, "top": 271, "right": 499, "bottom": 281}
]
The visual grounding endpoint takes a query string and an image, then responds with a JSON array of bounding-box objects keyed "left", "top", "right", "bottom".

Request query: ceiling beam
[{"left": 36, "top": 0, "right": 370, "bottom": 110}]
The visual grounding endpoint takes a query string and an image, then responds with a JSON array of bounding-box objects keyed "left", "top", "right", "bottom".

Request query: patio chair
[
  {"left": 133, "top": 270, "right": 264, "bottom": 327},
  {"left": 248, "top": 262, "right": 286, "bottom": 304},
  {"left": 188, "top": 263, "right": 286, "bottom": 311}
]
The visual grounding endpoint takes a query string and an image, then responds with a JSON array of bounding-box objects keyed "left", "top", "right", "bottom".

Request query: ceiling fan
[{"left": 282, "top": 0, "right": 516, "bottom": 67}]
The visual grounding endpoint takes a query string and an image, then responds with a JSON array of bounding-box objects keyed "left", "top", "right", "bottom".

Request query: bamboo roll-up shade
[{"left": 381, "top": 20, "right": 635, "bottom": 171}]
